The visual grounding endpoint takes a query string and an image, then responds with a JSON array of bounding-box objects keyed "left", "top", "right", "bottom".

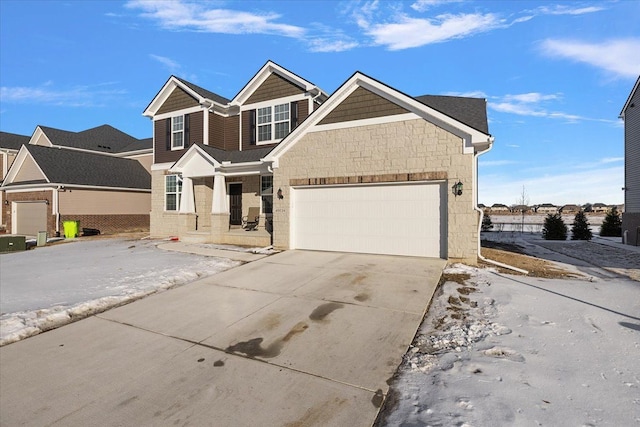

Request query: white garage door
[
  {"left": 13, "top": 201, "right": 48, "bottom": 236},
  {"left": 291, "top": 182, "right": 446, "bottom": 258}
]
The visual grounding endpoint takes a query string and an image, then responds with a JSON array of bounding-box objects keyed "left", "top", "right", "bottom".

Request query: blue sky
[{"left": 1, "top": 0, "right": 639, "bottom": 205}]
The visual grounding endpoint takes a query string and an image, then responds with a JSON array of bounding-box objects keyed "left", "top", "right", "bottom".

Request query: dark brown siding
[
  {"left": 154, "top": 112, "right": 204, "bottom": 163},
  {"left": 241, "top": 110, "right": 252, "bottom": 149},
  {"left": 209, "top": 113, "right": 225, "bottom": 150},
  {"left": 245, "top": 74, "right": 305, "bottom": 104},
  {"left": 319, "top": 87, "right": 408, "bottom": 125},
  {"left": 157, "top": 87, "right": 199, "bottom": 114},
  {"left": 224, "top": 115, "right": 240, "bottom": 151},
  {"left": 297, "top": 99, "right": 309, "bottom": 124}
]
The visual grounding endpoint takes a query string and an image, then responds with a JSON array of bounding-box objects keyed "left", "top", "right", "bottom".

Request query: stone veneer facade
[{"left": 272, "top": 118, "right": 478, "bottom": 263}]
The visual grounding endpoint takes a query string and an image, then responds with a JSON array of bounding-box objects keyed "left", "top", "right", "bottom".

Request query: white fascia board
[
  {"left": 113, "top": 150, "right": 153, "bottom": 158},
  {"left": 231, "top": 61, "right": 321, "bottom": 106},
  {"left": 3, "top": 184, "right": 150, "bottom": 193},
  {"left": 154, "top": 105, "right": 206, "bottom": 121},
  {"left": 2, "top": 146, "right": 50, "bottom": 186},
  {"left": 151, "top": 162, "right": 175, "bottom": 171},
  {"left": 240, "top": 93, "right": 309, "bottom": 111},
  {"left": 29, "top": 127, "right": 53, "bottom": 147},
  {"left": 144, "top": 77, "right": 228, "bottom": 117},
  {"left": 620, "top": 75, "right": 640, "bottom": 117},
  {"left": 169, "top": 145, "right": 221, "bottom": 177}
]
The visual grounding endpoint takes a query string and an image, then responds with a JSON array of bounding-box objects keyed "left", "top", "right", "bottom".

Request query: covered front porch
[{"left": 168, "top": 145, "right": 273, "bottom": 248}]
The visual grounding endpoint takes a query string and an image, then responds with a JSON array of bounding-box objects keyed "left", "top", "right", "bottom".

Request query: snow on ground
[
  {"left": 0, "top": 238, "right": 240, "bottom": 346},
  {"left": 379, "top": 237, "right": 640, "bottom": 426}
]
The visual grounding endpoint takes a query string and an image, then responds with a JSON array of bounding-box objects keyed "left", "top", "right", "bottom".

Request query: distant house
[
  {"left": 1, "top": 125, "right": 152, "bottom": 237},
  {"left": 559, "top": 204, "right": 581, "bottom": 214},
  {"left": 592, "top": 203, "right": 609, "bottom": 213},
  {"left": 620, "top": 75, "right": 640, "bottom": 245},
  {"left": 490, "top": 203, "right": 510, "bottom": 213},
  {"left": 511, "top": 204, "right": 531, "bottom": 213},
  {"left": 0, "top": 132, "right": 29, "bottom": 228},
  {"left": 536, "top": 203, "right": 558, "bottom": 214}
]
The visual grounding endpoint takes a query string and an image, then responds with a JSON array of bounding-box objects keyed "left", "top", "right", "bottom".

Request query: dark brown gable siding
[
  {"left": 319, "top": 87, "right": 409, "bottom": 125},
  {"left": 189, "top": 111, "right": 204, "bottom": 146},
  {"left": 157, "top": 87, "right": 199, "bottom": 114},
  {"left": 224, "top": 115, "right": 239, "bottom": 151},
  {"left": 245, "top": 74, "right": 305, "bottom": 104},
  {"left": 241, "top": 110, "right": 252, "bottom": 149},
  {"left": 209, "top": 113, "right": 225, "bottom": 150}
]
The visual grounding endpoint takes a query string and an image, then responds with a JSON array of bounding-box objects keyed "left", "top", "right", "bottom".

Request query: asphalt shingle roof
[
  {"left": 0, "top": 131, "right": 30, "bottom": 150},
  {"left": 414, "top": 95, "right": 489, "bottom": 135},
  {"left": 174, "top": 76, "right": 231, "bottom": 105},
  {"left": 38, "top": 125, "right": 151, "bottom": 154},
  {"left": 199, "top": 145, "right": 274, "bottom": 164},
  {"left": 15, "top": 144, "right": 151, "bottom": 189}
]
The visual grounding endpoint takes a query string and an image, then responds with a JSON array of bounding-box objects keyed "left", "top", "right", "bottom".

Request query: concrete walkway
[{"left": 0, "top": 250, "right": 445, "bottom": 426}]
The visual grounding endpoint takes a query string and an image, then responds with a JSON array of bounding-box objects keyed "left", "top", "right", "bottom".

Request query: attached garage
[
  {"left": 12, "top": 201, "right": 48, "bottom": 236},
  {"left": 290, "top": 182, "right": 447, "bottom": 258}
]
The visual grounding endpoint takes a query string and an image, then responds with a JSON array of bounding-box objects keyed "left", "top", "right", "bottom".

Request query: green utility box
[
  {"left": 63, "top": 221, "right": 79, "bottom": 238},
  {"left": 0, "top": 235, "right": 26, "bottom": 252}
]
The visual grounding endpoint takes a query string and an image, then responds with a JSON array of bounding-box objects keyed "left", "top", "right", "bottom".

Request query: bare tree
[{"left": 515, "top": 185, "right": 530, "bottom": 233}]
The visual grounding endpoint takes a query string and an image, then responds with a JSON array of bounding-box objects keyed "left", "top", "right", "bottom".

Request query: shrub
[
  {"left": 542, "top": 213, "right": 567, "bottom": 240},
  {"left": 481, "top": 214, "right": 494, "bottom": 232},
  {"left": 571, "top": 211, "right": 592, "bottom": 240},
  {"left": 600, "top": 206, "right": 622, "bottom": 237}
]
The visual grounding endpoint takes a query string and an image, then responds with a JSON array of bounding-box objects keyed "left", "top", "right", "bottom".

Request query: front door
[{"left": 229, "top": 183, "right": 242, "bottom": 225}]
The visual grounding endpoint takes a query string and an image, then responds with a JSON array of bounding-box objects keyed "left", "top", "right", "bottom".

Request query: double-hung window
[
  {"left": 256, "top": 103, "right": 289, "bottom": 143},
  {"left": 261, "top": 175, "right": 273, "bottom": 215},
  {"left": 165, "top": 174, "right": 182, "bottom": 211},
  {"left": 171, "top": 115, "right": 184, "bottom": 149}
]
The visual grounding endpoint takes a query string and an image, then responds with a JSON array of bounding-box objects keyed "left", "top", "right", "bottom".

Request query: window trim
[
  {"left": 171, "top": 115, "right": 184, "bottom": 150},
  {"left": 256, "top": 103, "right": 289, "bottom": 145},
  {"left": 165, "top": 174, "right": 183, "bottom": 211}
]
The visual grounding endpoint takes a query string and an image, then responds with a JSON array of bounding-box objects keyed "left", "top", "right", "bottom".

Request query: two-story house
[
  {"left": 144, "top": 61, "right": 493, "bottom": 263},
  {"left": 620, "top": 76, "right": 640, "bottom": 245}
]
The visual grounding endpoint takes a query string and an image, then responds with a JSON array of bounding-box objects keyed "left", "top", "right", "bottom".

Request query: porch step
[{"left": 180, "top": 231, "right": 211, "bottom": 244}]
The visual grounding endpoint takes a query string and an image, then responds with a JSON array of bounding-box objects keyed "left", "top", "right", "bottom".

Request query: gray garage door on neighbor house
[
  {"left": 12, "top": 201, "right": 48, "bottom": 236},
  {"left": 290, "top": 182, "right": 447, "bottom": 258}
]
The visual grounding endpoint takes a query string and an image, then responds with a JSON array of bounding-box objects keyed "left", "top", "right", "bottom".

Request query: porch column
[
  {"left": 179, "top": 176, "right": 195, "bottom": 213},
  {"left": 212, "top": 174, "right": 228, "bottom": 214}
]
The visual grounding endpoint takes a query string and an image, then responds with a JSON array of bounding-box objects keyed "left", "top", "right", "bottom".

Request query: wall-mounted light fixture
[
  {"left": 3, "top": 200, "right": 8, "bottom": 205},
  {"left": 277, "top": 188, "right": 284, "bottom": 200},
  {"left": 452, "top": 181, "right": 463, "bottom": 197}
]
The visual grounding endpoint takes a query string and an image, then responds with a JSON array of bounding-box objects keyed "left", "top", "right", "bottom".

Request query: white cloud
[
  {"left": 537, "top": 5, "right": 605, "bottom": 16},
  {"left": 479, "top": 165, "right": 624, "bottom": 205},
  {"left": 307, "top": 38, "right": 359, "bottom": 53},
  {"left": 479, "top": 159, "right": 517, "bottom": 167},
  {"left": 444, "top": 90, "right": 488, "bottom": 98},
  {"left": 601, "top": 157, "right": 624, "bottom": 164},
  {"left": 149, "top": 54, "right": 180, "bottom": 72},
  {"left": 503, "top": 92, "right": 560, "bottom": 103},
  {"left": 541, "top": 38, "right": 640, "bottom": 78},
  {"left": 361, "top": 12, "right": 504, "bottom": 50},
  {"left": 126, "top": 0, "right": 305, "bottom": 38},
  {"left": 410, "top": 0, "right": 464, "bottom": 12},
  {"left": 0, "top": 83, "right": 126, "bottom": 107}
]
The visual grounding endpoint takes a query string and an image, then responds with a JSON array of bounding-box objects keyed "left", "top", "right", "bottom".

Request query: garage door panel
[
  {"left": 291, "top": 183, "right": 445, "bottom": 258},
  {"left": 14, "top": 201, "right": 48, "bottom": 236}
]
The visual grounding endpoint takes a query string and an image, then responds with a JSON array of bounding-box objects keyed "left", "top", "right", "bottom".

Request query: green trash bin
[{"left": 63, "top": 221, "right": 79, "bottom": 238}]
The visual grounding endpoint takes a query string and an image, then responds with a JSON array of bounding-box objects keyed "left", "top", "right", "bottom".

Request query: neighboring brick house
[
  {"left": 559, "top": 204, "right": 581, "bottom": 214},
  {"left": 145, "top": 61, "right": 492, "bottom": 262},
  {"left": 489, "top": 204, "right": 510, "bottom": 213},
  {"left": 536, "top": 203, "right": 558, "bottom": 214},
  {"left": 620, "top": 75, "right": 640, "bottom": 245},
  {"left": 0, "top": 131, "right": 29, "bottom": 229},
  {"left": 1, "top": 125, "right": 152, "bottom": 236}
]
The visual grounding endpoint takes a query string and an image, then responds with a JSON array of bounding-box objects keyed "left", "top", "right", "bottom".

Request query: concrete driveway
[{"left": 0, "top": 250, "right": 445, "bottom": 426}]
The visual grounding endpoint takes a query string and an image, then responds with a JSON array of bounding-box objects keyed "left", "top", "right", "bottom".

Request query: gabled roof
[
  {"left": 265, "top": 71, "right": 492, "bottom": 163},
  {"left": 231, "top": 60, "right": 328, "bottom": 106},
  {"left": 173, "top": 76, "right": 231, "bottom": 105},
  {"left": 3, "top": 145, "right": 150, "bottom": 190},
  {"left": 620, "top": 75, "right": 640, "bottom": 117},
  {"left": 415, "top": 95, "right": 489, "bottom": 135},
  {"left": 36, "top": 125, "right": 150, "bottom": 154},
  {"left": 0, "top": 131, "right": 30, "bottom": 150}
]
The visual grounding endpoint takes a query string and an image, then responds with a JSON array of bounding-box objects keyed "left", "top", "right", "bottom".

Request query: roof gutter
[{"left": 474, "top": 138, "right": 529, "bottom": 275}]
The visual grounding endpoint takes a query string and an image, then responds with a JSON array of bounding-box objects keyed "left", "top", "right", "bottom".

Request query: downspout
[
  {"left": 53, "top": 186, "right": 62, "bottom": 236},
  {"left": 474, "top": 138, "right": 529, "bottom": 275}
]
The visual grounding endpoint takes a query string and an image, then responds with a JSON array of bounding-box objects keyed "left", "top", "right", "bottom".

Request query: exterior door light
[
  {"left": 452, "top": 181, "right": 463, "bottom": 196},
  {"left": 277, "top": 188, "right": 284, "bottom": 199}
]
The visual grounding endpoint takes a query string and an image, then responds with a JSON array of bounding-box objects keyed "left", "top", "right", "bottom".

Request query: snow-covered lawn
[
  {"left": 0, "top": 238, "right": 240, "bottom": 346},
  {"left": 378, "top": 237, "right": 640, "bottom": 426}
]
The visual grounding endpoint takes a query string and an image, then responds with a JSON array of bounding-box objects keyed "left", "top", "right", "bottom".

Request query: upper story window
[
  {"left": 257, "top": 103, "right": 289, "bottom": 143},
  {"left": 171, "top": 115, "right": 184, "bottom": 150},
  {"left": 165, "top": 174, "right": 182, "bottom": 211}
]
